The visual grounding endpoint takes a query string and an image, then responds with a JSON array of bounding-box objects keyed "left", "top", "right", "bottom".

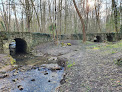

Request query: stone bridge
[
  {"left": 71, "top": 33, "right": 122, "bottom": 42},
  {"left": 0, "top": 32, "right": 52, "bottom": 54},
  {"left": 0, "top": 32, "right": 122, "bottom": 54}
]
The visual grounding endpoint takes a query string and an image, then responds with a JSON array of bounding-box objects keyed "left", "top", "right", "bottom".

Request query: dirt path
[
  {"left": 56, "top": 41, "right": 122, "bottom": 92},
  {"left": 35, "top": 40, "right": 122, "bottom": 92}
]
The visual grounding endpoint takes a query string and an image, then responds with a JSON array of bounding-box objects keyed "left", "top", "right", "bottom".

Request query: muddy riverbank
[
  {"left": 0, "top": 40, "right": 122, "bottom": 92},
  {"left": 0, "top": 49, "right": 67, "bottom": 92},
  {"left": 31, "top": 40, "right": 122, "bottom": 92}
]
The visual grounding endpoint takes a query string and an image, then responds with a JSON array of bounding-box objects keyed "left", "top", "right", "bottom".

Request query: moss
[
  {"left": 61, "top": 42, "right": 66, "bottom": 47},
  {"left": 93, "top": 47, "right": 99, "bottom": 50},
  {"left": 8, "top": 55, "right": 16, "bottom": 65},
  {"left": 67, "top": 43, "right": 71, "bottom": 46},
  {"left": 114, "top": 58, "right": 122, "bottom": 66}
]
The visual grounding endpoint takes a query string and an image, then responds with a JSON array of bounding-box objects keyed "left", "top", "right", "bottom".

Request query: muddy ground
[
  {"left": 34, "top": 40, "right": 122, "bottom": 92},
  {"left": 0, "top": 40, "right": 122, "bottom": 92}
]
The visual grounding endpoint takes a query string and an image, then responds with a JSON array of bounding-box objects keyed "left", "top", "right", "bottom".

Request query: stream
[{"left": 0, "top": 54, "right": 65, "bottom": 92}]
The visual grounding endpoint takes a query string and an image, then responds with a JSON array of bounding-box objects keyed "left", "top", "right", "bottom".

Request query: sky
[{"left": 0, "top": 0, "right": 121, "bottom": 19}]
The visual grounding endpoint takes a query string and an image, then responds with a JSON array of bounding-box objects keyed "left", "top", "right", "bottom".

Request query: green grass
[
  {"left": 104, "top": 40, "right": 122, "bottom": 49},
  {"left": 67, "top": 62, "right": 75, "bottom": 68},
  {"left": 111, "top": 50, "right": 117, "bottom": 54},
  {"left": 87, "top": 40, "right": 122, "bottom": 50}
]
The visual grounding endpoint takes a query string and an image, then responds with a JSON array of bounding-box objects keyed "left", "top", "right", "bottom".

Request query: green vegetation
[
  {"left": 8, "top": 55, "right": 16, "bottom": 65},
  {"left": 87, "top": 40, "right": 122, "bottom": 50},
  {"left": 105, "top": 41, "right": 122, "bottom": 49},
  {"left": 93, "top": 47, "right": 99, "bottom": 50},
  {"left": 0, "top": 21, "right": 6, "bottom": 31},
  {"left": 111, "top": 50, "right": 117, "bottom": 54},
  {"left": 61, "top": 42, "right": 72, "bottom": 47},
  {"left": 67, "top": 62, "right": 75, "bottom": 68},
  {"left": 49, "top": 24, "right": 56, "bottom": 32},
  {"left": 67, "top": 43, "right": 71, "bottom": 46},
  {"left": 61, "top": 42, "right": 66, "bottom": 47},
  {"left": 114, "top": 59, "right": 122, "bottom": 66},
  {"left": 86, "top": 40, "right": 122, "bottom": 66},
  {"left": 81, "top": 83, "right": 91, "bottom": 92},
  {"left": 120, "top": 25, "right": 122, "bottom": 33}
]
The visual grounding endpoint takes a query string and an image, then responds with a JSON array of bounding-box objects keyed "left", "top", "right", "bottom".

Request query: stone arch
[
  {"left": 107, "top": 35, "right": 113, "bottom": 42},
  {"left": 94, "top": 36, "right": 102, "bottom": 42},
  {"left": 14, "top": 38, "right": 27, "bottom": 54}
]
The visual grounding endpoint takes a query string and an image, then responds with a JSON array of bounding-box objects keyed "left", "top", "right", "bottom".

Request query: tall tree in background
[
  {"left": 64, "top": 0, "right": 68, "bottom": 34},
  {"left": 12, "top": 0, "right": 20, "bottom": 32},
  {"left": 86, "top": 0, "right": 89, "bottom": 32},
  {"left": 59, "top": 0, "right": 62, "bottom": 35},
  {"left": 95, "top": 0, "right": 101, "bottom": 32},
  {"left": 30, "top": 0, "right": 41, "bottom": 32},
  {"left": 1, "top": 0, "right": 8, "bottom": 31},
  {"left": 73, "top": 0, "right": 86, "bottom": 42},
  {"left": 112, "top": 0, "right": 118, "bottom": 33},
  {"left": 55, "top": 0, "right": 58, "bottom": 44},
  {"left": 25, "top": 0, "right": 32, "bottom": 32},
  {"left": 8, "top": 0, "right": 11, "bottom": 32},
  {"left": 42, "top": 1, "right": 46, "bottom": 33},
  {"left": 120, "top": 1, "right": 122, "bottom": 26},
  {"left": 120, "top": 1, "right": 122, "bottom": 33},
  {"left": 0, "top": 0, "right": 121, "bottom": 34}
]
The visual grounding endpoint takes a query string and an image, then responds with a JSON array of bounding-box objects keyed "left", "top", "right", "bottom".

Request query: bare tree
[
  {"left": 8, "top": 0, "right": 11, "bottom": 32},
  {"left": 73, "top": 0, "right": 86, "bottom": 42},
  {"left": 55, "top": 0, "right": 58, "bottom": 45},
  {"left": 21, "top": 0, "right": 32, "bottom": 32},
  {"left": 12, "top": 1, "right": 20, "bottom": 32},
  {"left": 30, "top": 0, "right": 41, "bottom": 32},
  {"left": 86, "top": 0, "right": 89, "bottom": 32},
  {"left": 95, "top": 0, "right": 101, "bottom": 32},
  {"left": 59, "top": 0, "right": 62, "bottom": 35},
  {"left": 120, "top": 1, "right": 122, "bottom": 26},
  {"left": 1, "top": 0, "right": 8, "bottom": 31},
  {"left": 112, "top": 0, "right": 118, "bottom": 33},
  {"left": 64, "top": 0, "right": 68, "bottom": 34}
]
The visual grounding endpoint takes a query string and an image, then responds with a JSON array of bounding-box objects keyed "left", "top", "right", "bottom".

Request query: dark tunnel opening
[
  {"left": 15, "top": 38, "right": 27, "bottom": 54},
  {"left": 94, "top": 36, "right": 102, "bottom": 42},
  {"left": 107, "top": 35, "right": 113, "bottom": 42}
]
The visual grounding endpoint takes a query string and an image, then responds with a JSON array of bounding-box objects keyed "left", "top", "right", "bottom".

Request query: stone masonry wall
[
  {"left": 0, "top": 32, "right": 122, "bottom": 54},
  {"left": 0, "top": 32, "right": 33, "bottom": 54}
]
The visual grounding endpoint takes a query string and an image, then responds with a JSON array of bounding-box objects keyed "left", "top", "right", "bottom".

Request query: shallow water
[
  {"left": 0, "top": 54, "right": 65, "bottom": 92},
  {"left": 11, "top": 67, "right": 64, "bottom": 92}
]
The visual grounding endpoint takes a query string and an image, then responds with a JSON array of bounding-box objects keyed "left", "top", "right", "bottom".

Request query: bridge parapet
[
  {"left": 32, "top": 33, "right": 52, "bottom": 47},
  {"left": 0, "top": 32, "right": 122, "bottom": 54},
  {"left": 71, "top": 33, "right": 122, "bottom": 42}
]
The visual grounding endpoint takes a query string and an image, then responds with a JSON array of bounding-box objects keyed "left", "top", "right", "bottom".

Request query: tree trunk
[
  {"left": 73, "top": 0, "right": 86, "bottom": 43},
  {"left": 55, "top": 0, "right": 58, "bottom": 45},
  {"left": 86, "top": 0, "right": 89, "bottom": 33},
  {"left": 25, "top": 0, "right": 31, "bottom": 32},
  {"left": 8, "top": 0, "right": 11, "bottom": 32},
  {"left": 64, "top": 0, "right": 67, "bottom": 34},
  {"left": 112, "top": 0, "right": 118, "bottom": 33},
  {"left": 30, "top": 0, "right": 41, "bottom": 32}
]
